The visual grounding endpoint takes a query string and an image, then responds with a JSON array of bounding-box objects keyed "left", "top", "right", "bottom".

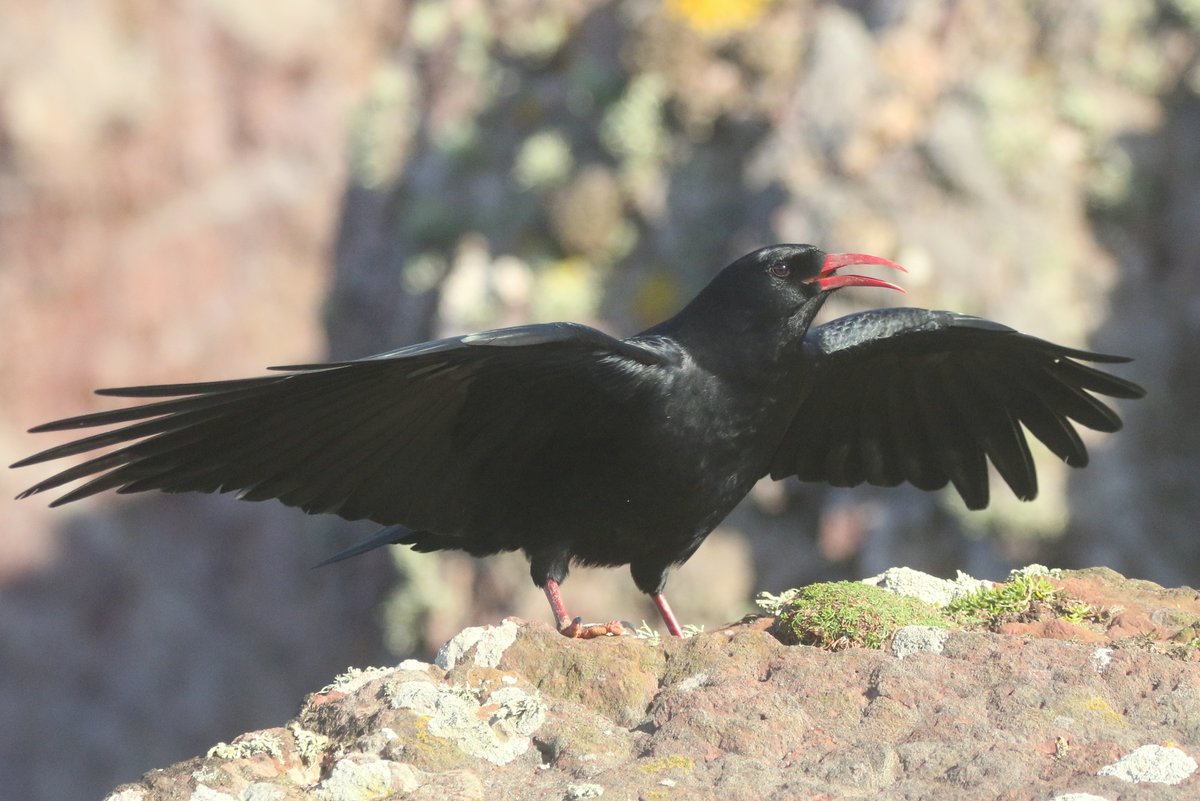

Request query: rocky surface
[{"left": 104, "top": 569, "right": 1199, "bottom": 800}]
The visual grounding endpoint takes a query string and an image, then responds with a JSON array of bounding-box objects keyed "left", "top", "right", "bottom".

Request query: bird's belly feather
[{"left": 495, "top": 371, "right": 795, "bottom": 569}]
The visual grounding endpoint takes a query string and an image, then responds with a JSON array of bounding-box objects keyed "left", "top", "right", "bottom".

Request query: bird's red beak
[{"left": 813, "top": 252, "right": 907, "bottom": 293}]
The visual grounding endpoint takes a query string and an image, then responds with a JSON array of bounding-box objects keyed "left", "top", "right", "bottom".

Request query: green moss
[
  {"left": 774, "top": 583, "right": 947, "bottom": 650},
  {"left": 946, "top": 573, "right": 1120, "bottom": 633},
  {"left": 946, "top": 574, "right": 1058, "bottom": 625}
]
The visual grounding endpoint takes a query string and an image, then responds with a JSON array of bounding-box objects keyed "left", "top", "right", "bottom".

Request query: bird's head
[
  {"left": 647, "top": 244, "right": 907, "bottom": 356},
  {"left": 696, "top": 244, "right": 906, "bottom": 325}
]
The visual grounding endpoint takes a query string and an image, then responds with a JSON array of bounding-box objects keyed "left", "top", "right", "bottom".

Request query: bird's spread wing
[
  {"left": 767, "top": 308, "right": 1145, "bottom": 509},
  {"left": 13, "top": 323, "right": 676, "bottom": 532}
]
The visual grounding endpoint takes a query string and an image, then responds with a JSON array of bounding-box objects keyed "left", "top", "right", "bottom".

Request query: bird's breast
[
  {"left": 590, "top": 367, "right": 800, "bottom": 536},
  {"left": 466, "top": 359, "right": 807, "bottom": 568}
]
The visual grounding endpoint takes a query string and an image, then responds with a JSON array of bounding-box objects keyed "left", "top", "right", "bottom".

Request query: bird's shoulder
[{"left": 460, "top": 322, "right": 683, "bottom": 369}]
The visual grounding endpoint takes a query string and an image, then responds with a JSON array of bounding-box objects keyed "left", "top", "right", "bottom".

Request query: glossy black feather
[
  {"left": 13, "top": 246, "right": 1144, "bottom": 606},
  {"left": 18, "top": 324, "right": 674, "bottom": 523},
  {"left": 769, "top": 309, "right": 1144, "bottom": 508}
]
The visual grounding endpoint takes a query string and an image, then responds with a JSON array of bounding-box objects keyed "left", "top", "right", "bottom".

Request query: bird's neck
[{"left": 647, "top": 296, "right": 825, "bottom": 381}]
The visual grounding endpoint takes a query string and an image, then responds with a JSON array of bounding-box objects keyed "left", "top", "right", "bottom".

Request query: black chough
[{"left": 12, "top": 245, "right": 1144, "bottom": 637}]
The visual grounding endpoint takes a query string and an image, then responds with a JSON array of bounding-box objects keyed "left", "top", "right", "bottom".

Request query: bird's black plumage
[{"left": 12, "top": 244, "right": 1144, "bottom": 637}]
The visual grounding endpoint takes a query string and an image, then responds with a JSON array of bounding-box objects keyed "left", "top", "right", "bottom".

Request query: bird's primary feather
[
  {"left": 14, "top": 324, "right": 672, "bottom": 521},
  {"left": 768, "top": 308, "right": 1144, "bottom": 509}
]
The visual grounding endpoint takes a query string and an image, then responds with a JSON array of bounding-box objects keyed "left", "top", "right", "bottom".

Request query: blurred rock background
[{"left": 1, "top": 1, "right": 1197, "bottom": 798}]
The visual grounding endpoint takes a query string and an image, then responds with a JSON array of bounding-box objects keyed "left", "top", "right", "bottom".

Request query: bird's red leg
[
  {"left": 653, "top": 593, "right": 684, "bottom": 637},
  {"left": 542, "top": 578, "right": 574, "bottom": 631},
  {"left": 542, "top": 578, "right": 625, "bottom": 638}
]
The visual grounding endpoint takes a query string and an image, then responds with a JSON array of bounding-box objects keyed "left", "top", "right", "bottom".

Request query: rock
[
  {"left": 385, "top": 678, "right": 546, "bottom": 766},
  {"left": 863, "top": 566, "right": 992, "bottom": 606},
  {"left": 313, "top": 757, "right": 423, "bottom": 800},
  {"left": 105, "top": 574, "right": 1200, "bottom": 800},
  {"left": 890, "top": 625, "right": 950, "bottom": 659},
  {"left": 1097, "top": 744, "right": 1198, "bottom": 785},
  {"left": 434, "top": 619, "right": 520, "bottom": 670}
]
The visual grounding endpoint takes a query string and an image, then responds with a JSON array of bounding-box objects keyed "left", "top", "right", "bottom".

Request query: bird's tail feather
[
  {"left": 314, "top": 524, "right": 419, "bottom": 567},
  {"left": 315, "top": 525, "right": 503, "bottom": 567}
]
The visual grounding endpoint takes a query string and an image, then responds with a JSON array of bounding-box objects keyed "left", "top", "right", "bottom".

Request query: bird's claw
[{"left": 558, "top": 617, "right": 626, "bottom": 639}]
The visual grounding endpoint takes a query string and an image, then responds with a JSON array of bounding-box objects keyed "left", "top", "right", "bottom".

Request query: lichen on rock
[{"left": 386, "top": 678, "right": 547, "bottom": 766}]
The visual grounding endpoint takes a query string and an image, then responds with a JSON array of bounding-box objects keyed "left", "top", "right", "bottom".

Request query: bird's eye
[{"left": 768, "top": 263, "right": 791, "bottom": 279}]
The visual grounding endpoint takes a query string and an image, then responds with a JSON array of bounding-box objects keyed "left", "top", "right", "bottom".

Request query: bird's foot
[{"left": 558, "top": 617, "right": 627, "bottom": 639}]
